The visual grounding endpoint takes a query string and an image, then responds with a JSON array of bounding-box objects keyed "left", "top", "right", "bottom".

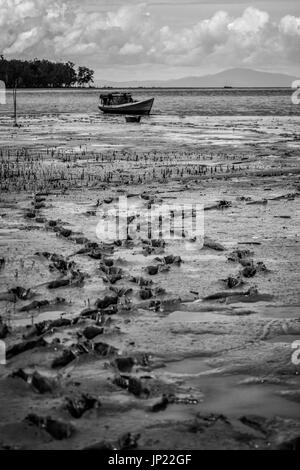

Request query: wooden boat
[
  {"left": 125, "top": 115, "right": 141, "bottom": 123},
  {"left": 99, "top": 92, "right": 154, "bottom": 115}
]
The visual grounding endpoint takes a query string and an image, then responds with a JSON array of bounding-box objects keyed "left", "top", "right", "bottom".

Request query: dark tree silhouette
[
  {"left": 0, "top": 57, "right": 94, "bottom": 88},
  {"left": 77, "top": 66, "right": 94, "bottom": 87}
]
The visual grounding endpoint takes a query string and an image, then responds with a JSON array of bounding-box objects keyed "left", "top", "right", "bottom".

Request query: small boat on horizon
[{"left": 99, "top": 92, "right": 154, "bottom": 115}]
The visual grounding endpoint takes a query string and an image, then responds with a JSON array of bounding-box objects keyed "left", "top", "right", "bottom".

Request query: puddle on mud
[
  {"left": 158, "top": 357, "right": 213, "bottom": 376},
  {"left": 259, "top": 305, "right": 300, "bottom": 319},
  {"left": 266, "top": 334, "right": 300, "bottom": 344},
  {"left": 157, "top": 357, "right": 300, "bottom": 420},
  {"left": 196, "top": 375, "right": 300, "bottom": 420},
  {"left": 10, "top": 310, "right": 72, "bottom": 328},
  {"left": 166, "top": 310, "right": 218, "bottom": 322}
]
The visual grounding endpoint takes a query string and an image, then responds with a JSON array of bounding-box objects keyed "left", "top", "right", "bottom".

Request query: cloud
[
  {"left": 228, "top": 7, "right": 269, "bottom": 34},
  {"left": 279, "top": 15, "right": 300, "bottom": 36},
  {"left": 0, "top": 0, "right": 299, "bottom": 73},
  {"left": 120, "top": 43, "right": 144, "bottom": 55}
]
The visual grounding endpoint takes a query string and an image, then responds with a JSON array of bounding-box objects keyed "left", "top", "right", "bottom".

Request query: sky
[{"left": 0, "top": 0, "right": 300, "bottom": 82}]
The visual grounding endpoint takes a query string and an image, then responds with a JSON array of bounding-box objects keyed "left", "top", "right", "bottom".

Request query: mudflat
[{"left": 0, "top": 111, "right": 299, "bottom": 450}]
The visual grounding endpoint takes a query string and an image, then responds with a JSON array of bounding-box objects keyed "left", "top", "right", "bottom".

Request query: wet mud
[{"left": 0, "top": 114, "right": 300, "bottom": 449}]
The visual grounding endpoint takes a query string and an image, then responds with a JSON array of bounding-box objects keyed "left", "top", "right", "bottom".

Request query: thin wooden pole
[{"left": 13, "top": 82, "right": 17, "bottom": 127}]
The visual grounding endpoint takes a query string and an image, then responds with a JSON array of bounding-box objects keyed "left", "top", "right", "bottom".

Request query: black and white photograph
[{"left": 0, "top": 0, "right": 300, "bottom": 454}]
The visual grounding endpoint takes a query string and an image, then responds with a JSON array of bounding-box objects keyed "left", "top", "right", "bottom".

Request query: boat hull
[
  {"left": 99, "top": 98, "right": 154, "bottom": 115},
  {"left": 125, "top": 116, "right": 142, "bottom": 123}
]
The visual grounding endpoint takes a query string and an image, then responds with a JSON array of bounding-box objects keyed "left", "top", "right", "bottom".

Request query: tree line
[{"left": 0, "top": 57, "right": 94, "bottom": 88}]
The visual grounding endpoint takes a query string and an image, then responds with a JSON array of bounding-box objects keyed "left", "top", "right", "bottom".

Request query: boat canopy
[{"left": 100, "top": 92, "right": 133, "bottom": 106}]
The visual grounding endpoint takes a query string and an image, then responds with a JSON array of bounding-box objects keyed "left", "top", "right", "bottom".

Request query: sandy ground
[{"left": 0, "top": 114, "right": 300, "bottom": 450}]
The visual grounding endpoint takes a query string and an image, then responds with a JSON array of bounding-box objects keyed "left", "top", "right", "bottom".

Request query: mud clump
[
  {"left": 0, "top": 318, "right": 9, "bottom": 339},
  {"left": 114, "top": 357, "right": 135, "bottom": 373},
  {"left": 82, "top": 441, "right": 115, "bottom": 450},
  {"left": 106, "top": 273, "right": 123, "bottom": 284},
  {"left": 151, "top": 394, "right": 169, "bottom": 412},
  {"left": 48, "top": 279, "right": 70, "bottom": 289},
  {"left": 145, "top": 265, "right": 159, "bottom": 276},
  {"left": 241, "top": 261, "right": 268, "bottom": 278},
  {"left": 36, "top": 252, "right": 75, "bottom": 274},
  {"left": 20, "top": 300, "right": 50, "bottom": 312},
  {"left": 130, "top": 276, "right": 153, "bottom": 287},
  {"left": 118, "top": 432, "right": 140, "bottom": 450},
  {"left": 25, "top": 210, "right": 36, "bottom": 219},
  {"left": 9, "top": 286, "right": 33, "bottom": 300},
  {"left": 73, "top": 236, "right": 90, "bottom": 246},
  {"left": 140, "top": 288, "right": 153, "bottom": 300},
  {"left": 82, "top": 326, "right": 104, "bottom": 340},
  {"left": 218, "top": 200, "right": 232, "bottom": 209},
  {"left": 31, "top": 371, "right": 58, "bottom": 394},
  {"left": 94, "top": 294, "right": 118, "bottom": 309},
  {"left": 100, "top": 265, "right": 123, "bottom": 284},
  {"left": 239, "top": 415, "right": 268, "bottom": 435},
  {"left": 25, "top": 414, "right": 75, "bottom": 440},
  {"left": 23, "top": 317, "right": 70, "bottom": 339},
  {"left": 50, "top": 318, "right": 72, "bottom": 328},
  {"left": 203, "top": 237, "right": 226, "bottom": 251},
  {"left": 80, "top": 307, "right": 100, "bottom": 319},
  {"left": 203, "top": 287, "right": 273, "bottom": 303},
  {"left": 164, "top": 255, "right": 182, "bottom": 265},
  {"left": 142, "top": 239, "right": 166, "bottom": 255},
  {"left": 102, "top": 305, "right": 119, "bottom": 315},
  {"left": 276, "top": 436, "right": 300, "bottom": 451},
  {"left": 226, "top": 249, "right": 269, "bottom": 280},
  {"left": 7, "top": 337, "right": 47, "bottom": 359},
  {"left": 103, "top": 257, "right": 114, "bottom": 267},
  {"left": 47, "top": 220, "right": 58, "bottom": 228},
  {"left": 11, "top": 369, "right": 58, "bottom": 394},
  {"left": 227, "top": 249, "right": 253, "bottom": 263},
  {"left": 128, "top": 376, "right": 147, "bottom": 396},
  {"left": 11, "top": 368, "right": 30, "bottom": 382},
  {"left": 110, "top": 286, "right": 133, "bottom": 298},
  {"left": 52, "top": 349, "right": 76, "bottom": 369},
  {"left": 240, "top": 415, "right": 300, "bottom": 449},
  {"left": 104, "top": 197, "right": 113, "bottom": 204},
  {"left": 246, "top": 199, "right": 268, "bottom": 206},
  {"left": 65, "top": 394, "right": 101, "bottom": 419},
  {"left": 113, "top": 375, "right": 149, "bottom": 397},
  {"left": 222, "top": 274, "right": 244, "bottom": 289},
  {"left": 34, "top": 202, "right": 45, "bottom": 210},
  {"left": 34, "top": 196, "right": 46, "bottom": 203},
  {"left": 88, "top": 250, "right": 103, "bottom": 260},
  {"left": 57, "top": 227, "right": 72, "bottom": 238},
  {"left": 189, "top": 413, "right": 231, "bottom": 433},
  {"left": 0, "top": 257, "right": 5, "bottom": 270},
  {"left": 94, "top": 342, "right": 118, "bottom": 357},
  {"left": 48, "top": 269, "right": 85, "bottom": 289},
  {"left": 241, "top": 264, "right": 257, "bottom": 278}
]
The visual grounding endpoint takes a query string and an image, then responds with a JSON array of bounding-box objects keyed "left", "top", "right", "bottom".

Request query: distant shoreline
[{"left": 4, "top": 86, "right": 294, "bottom": 90}]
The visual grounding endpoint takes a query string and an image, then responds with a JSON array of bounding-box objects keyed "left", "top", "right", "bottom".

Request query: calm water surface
[
  {"left": 0, "top": 88, "right": 299, "bottom": 116},
  {"left": 0, "top": 88, "right": 299, "bottom": 152}
]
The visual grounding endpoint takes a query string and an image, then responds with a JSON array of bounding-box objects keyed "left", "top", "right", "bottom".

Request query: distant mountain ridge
[{"left": 97, "top": 68, "right": 299, "bottom": 88}]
